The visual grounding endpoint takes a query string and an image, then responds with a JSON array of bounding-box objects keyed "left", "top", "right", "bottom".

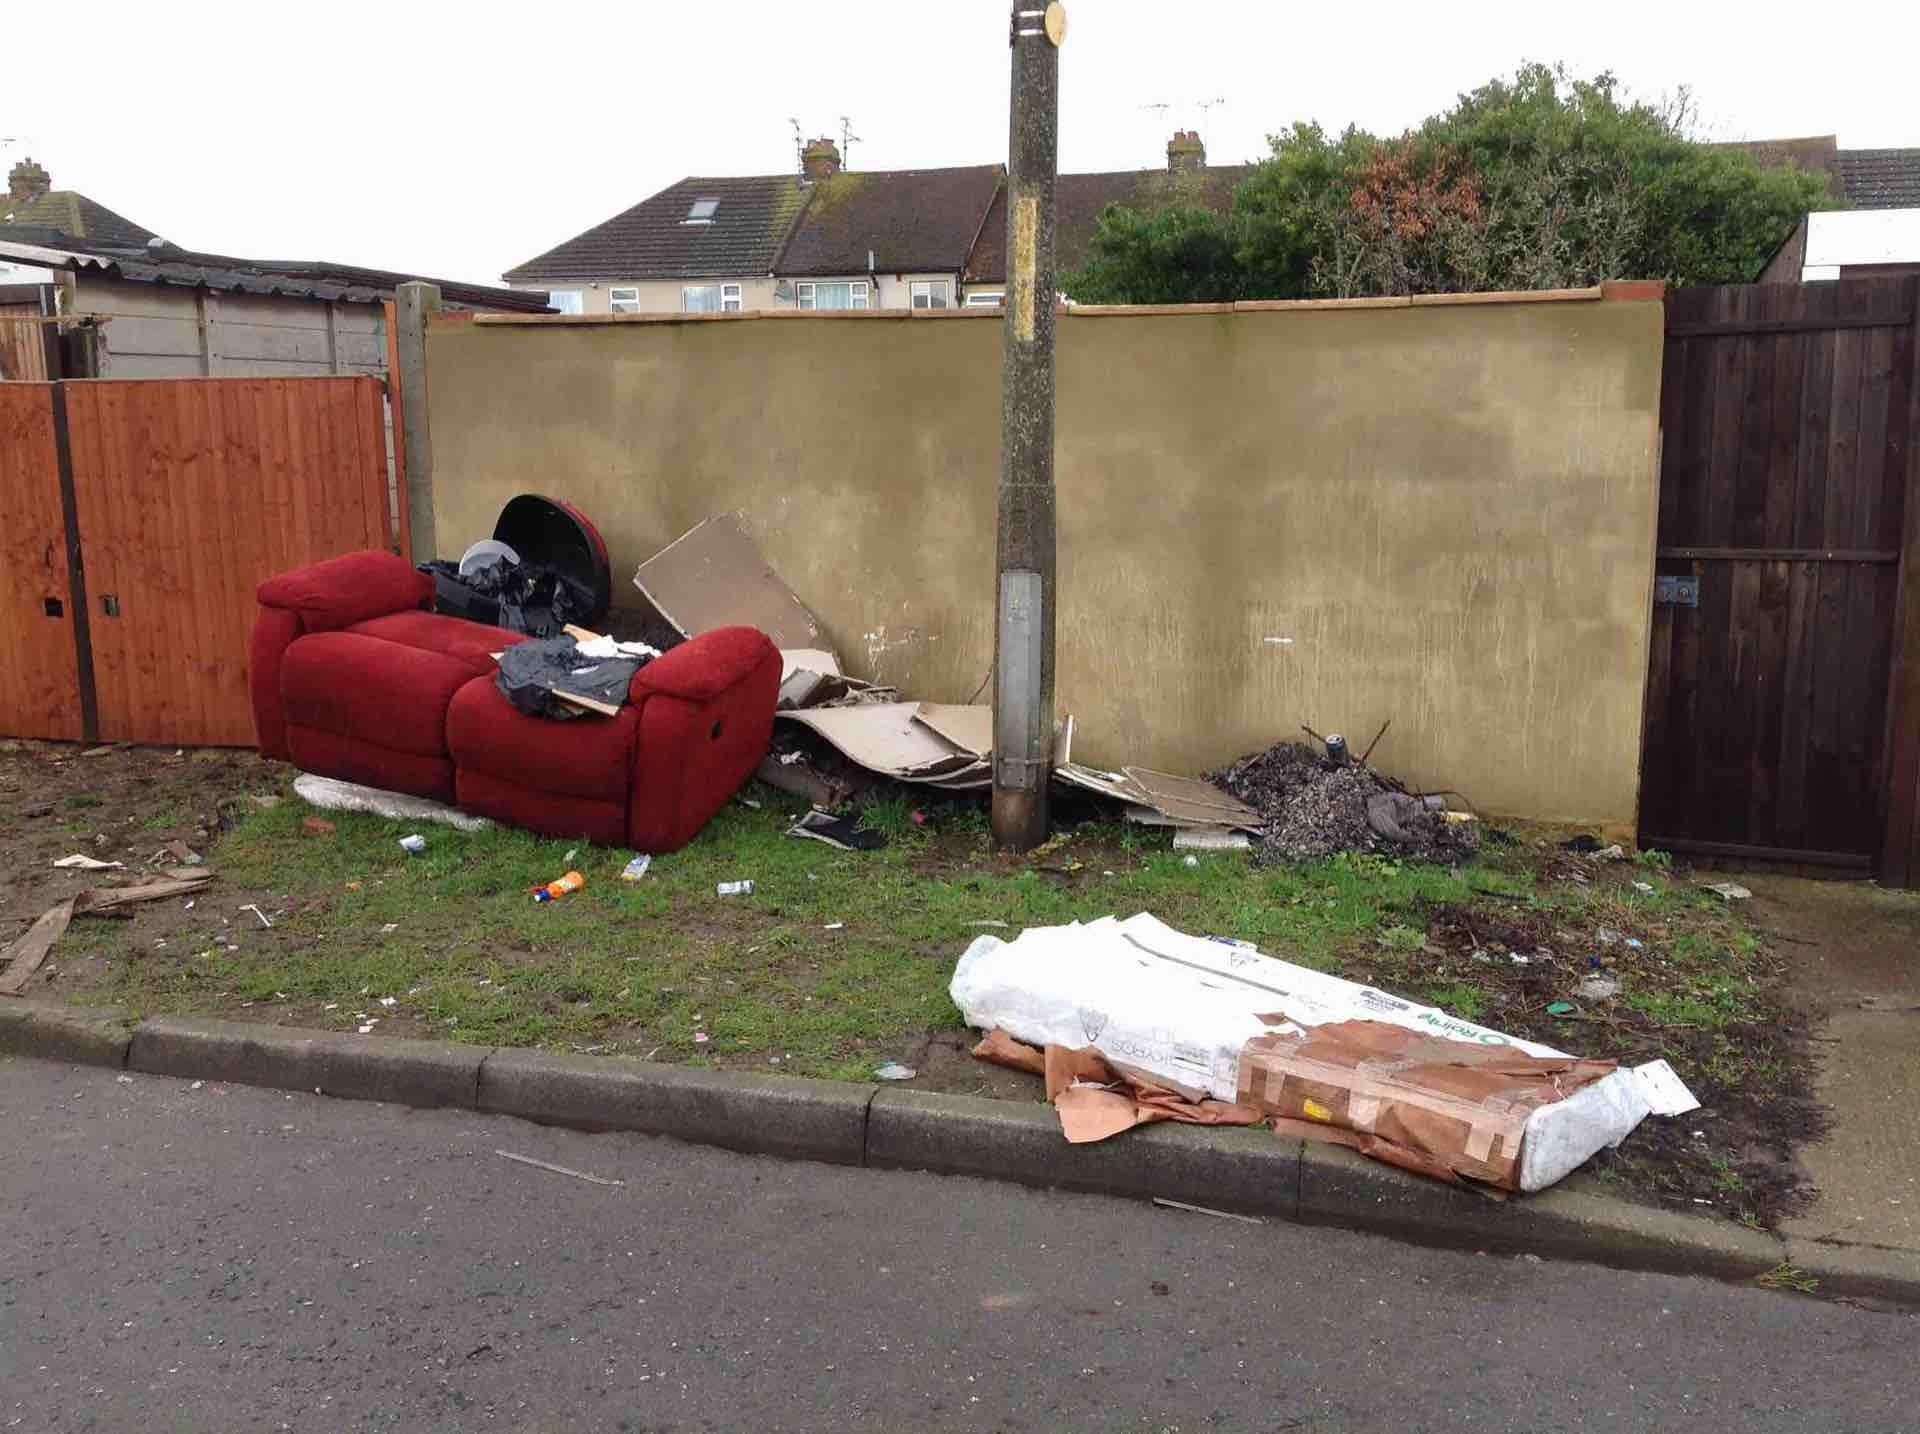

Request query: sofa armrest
[
  {"left": 256, "top": 550, "right": 434, "bottom": 633},
  {"left": 249, "top": 607, "right": 304, "bottom": 760},
  {"left": 626, "top": 629, "right": 781, "bottom": 853},
  {"left": 631, "top": 627, "right": 781, "bottom": 704}
]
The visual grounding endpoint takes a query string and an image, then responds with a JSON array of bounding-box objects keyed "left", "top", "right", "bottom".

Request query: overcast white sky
[{"left": 6, "top": 0, "right": 1916, "bottom": 287}]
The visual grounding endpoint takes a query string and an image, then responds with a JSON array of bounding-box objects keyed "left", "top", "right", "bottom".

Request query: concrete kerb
[
  {"left": 1295, "top": 1141, "right": 1785, "bottom": 1283},
  {"left": 475, "top": 1047, "right": 873, "bottom": 1165},
  {"left": 866, "top": 1088, "right": 1304, "bottom": 1216},
  {"left": 0, "top": 998, "right": 135, "bottom": 1070},
  {"left": 11, "top": 1003, "right": 1913, "bottom": 1306},
  {"left": 130, "top": 1015, "right": 488, "bottom": 1109}
]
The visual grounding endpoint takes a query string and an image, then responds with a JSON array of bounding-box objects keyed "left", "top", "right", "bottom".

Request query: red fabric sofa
[{"left": 250, "top": 551, "right": 779, "bottom": 852}]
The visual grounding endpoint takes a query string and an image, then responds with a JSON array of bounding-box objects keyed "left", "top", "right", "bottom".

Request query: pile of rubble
[{"left": 1210, "top": 740, "right": 1479, "bottom": 865}]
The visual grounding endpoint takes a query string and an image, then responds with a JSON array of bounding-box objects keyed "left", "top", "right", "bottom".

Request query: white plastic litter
[
  {"left": 294, "top": 773, "right": 493, "bottom": 831},
  {"left": 576, "top": 633, "right": 661, "bottom": 661},
  {"left": 458, "top": 538, "right": 521, "bottom": 576},
  {"left": 950, "top": 913, "right": 1675, "bottom": 1193},
  {"left": 1704, "top": 881, "right": 1752, "bottom": 900},
  {"left": 1631, "top": 1058, "right": 1702, "bottom": 1116}
]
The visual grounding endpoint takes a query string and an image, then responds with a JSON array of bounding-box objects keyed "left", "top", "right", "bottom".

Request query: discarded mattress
[{"left": 950, "top": 914, "right": 1689, "bottom": 1192}]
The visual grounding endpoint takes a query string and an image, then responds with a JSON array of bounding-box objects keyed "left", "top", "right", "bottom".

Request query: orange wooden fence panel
[
  {"left": 1, "top": 309, "right": 52, "bottom": 381},
  {"left": 0, "top": 383, "right": 83, "bottom": 740},
  {"left": 61, "top": 376, "right": 393, "bottom": 747}
]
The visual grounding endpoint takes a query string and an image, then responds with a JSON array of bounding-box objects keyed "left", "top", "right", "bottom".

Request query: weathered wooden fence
[
  {"left": 0, "top": 303, "right": 52, "bottom": 381},
  {"left": 0, "top": 377, "right": 396, "bottom": 747},
  {"left": 1640, "top": 277, "right": 1920, "bottom": 884}
]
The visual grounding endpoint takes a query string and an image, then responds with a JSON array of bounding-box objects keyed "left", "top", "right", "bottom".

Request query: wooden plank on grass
[{"left": 0, "top": 899, "right": 77, "bottom": 996}]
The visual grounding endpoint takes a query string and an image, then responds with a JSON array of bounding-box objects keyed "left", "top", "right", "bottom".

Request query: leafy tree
[
  {"left": 1063, "top": 204, "right": 1241, "bottom": 304},
  {"left": 1065, "top": 65, "right": 1838, "bottom": 303}
]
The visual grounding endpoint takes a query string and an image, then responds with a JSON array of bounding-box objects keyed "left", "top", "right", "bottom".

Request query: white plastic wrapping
[{"left": 950, "top": 913, "right": 1667, "bottom": 1192}]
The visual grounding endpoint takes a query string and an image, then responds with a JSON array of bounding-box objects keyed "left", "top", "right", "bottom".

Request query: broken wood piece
[
  {"left": 777, "top": 702, "right": 969, "bottom": 779},
  {"left": 74, "top": 876, "right": 212, "bottom": 914},
  {"left": 552, "top": 689, "right": 622, "bottom": 717},
  {"left": 913, "top": 703, "right": 994, "bottom": 759},
  {"left": 1121, "top": 768, "right": 1263, "bottom": 828},
  {"left": 755, "top": 753, "right": 860, "bottom": 809},
  {"left": 634, "top": 514, "right": 821, "bottom": 649},
  {"left": 0, "top": 898, "right": 78, "bottom": 996}
]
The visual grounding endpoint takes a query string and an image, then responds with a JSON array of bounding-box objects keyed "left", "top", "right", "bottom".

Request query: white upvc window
[
  {"left": 609, "top": 286, "right": 641, "bottom": 314},
  {"left": 545, "top": 289, "right": 584, "bottom": 314},
  {"left": 910, "top": 280, "right": 951, "bottom": 310},
  {"left": 720, "top": 283, "right": 743, "bottom": 312},
  {"left": 964, "top": 291, "right": 1004, "bottom": 308},
  {"left": 682, "top": 285, "right": 721, "bottom": 312},
  {"left": 795, "top": 280, "right": 869, "bottom": 311}
]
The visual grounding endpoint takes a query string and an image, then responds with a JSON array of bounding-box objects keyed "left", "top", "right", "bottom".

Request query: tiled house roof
[
  {"left": 773, "top": 166, "right": 1003, "bottom": 277},
  {"left": 1832, "top": 149, "right": 1920, "bottom": 210},
  {"left": 504, "top": 148, "right": 1249, "bottom": 290},
  {"left": 2, "top": 189, "right": 156, "bottom": 247},
  {"left": 503, "top": 175, "right": 810, "bottom": 283},
  {"left": 964, "top": 165, "right": 1250, "bottom": 284},
  {"left": 1716, "top": 135, "right": 1920, "bottom": 210}
]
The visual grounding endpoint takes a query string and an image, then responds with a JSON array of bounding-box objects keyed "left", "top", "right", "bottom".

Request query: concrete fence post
[{"left": 393, "top": 281, "right": 442, "bottom": 564}]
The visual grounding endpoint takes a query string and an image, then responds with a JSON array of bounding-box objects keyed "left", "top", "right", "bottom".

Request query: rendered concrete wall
[{"left": 426, "top": 294, "right": 1664, "bottom": 828}]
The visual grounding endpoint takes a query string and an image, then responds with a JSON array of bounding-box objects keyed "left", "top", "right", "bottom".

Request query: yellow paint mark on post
[{"left": 1012, "top": 194, "right": 1038, "bottom": 342}]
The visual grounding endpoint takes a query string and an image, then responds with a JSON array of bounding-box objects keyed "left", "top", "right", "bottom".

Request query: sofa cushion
[
  {"left": 286, "top": 724, "right": 456, "bottom": 805},
  {"left": 281, "top": 631, "right": 475, "bottom": 758},
  {"left": 256, "top": 551, "right": 433, "bottom": 632},
  {"left": 348, "top": 610, "right": 528, "bottom": 678},
  {"left": 446, "top": 676, "right": 638, "bottom": 803}
]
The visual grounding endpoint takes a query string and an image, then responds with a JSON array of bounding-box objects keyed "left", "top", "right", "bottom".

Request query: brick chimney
[
  {"left": 1166, "top": 130, "right": 1205, "bottom": 174},
  {"left": 801, "top": 137, "right": 842, "bottom": 181},
  {"left": 8, "top": 156, "right": 52, "bottom": 206}
]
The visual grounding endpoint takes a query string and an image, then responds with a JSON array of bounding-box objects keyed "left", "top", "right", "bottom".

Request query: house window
[
  {"left": 964, "top": 291, "right": 1004, "bottom": 308},
  {"left": 684, "top": 197, "right": 720, "bottom": 224},
  {"left": 609, "top": 287, "right": 641, "bottom": 314},
  {"left": 795, "top": 280, "right": 869, "bottom": 311},
  {"left": 682, "top": 285, "right": 721, "bottom": 312},
  {"left": 910, "top": 280, "right": 951, "bottom": 310},
  {"left": 721, "top": 283, "right": 742, "bottom": 312},
  {"left": 547, "top": 289, "right": 584, "bottom": 315}
]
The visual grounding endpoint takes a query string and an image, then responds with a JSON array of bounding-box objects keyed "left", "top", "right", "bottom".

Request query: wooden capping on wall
[{"left": 465, "top": 281, "right": 1660, "bottom": 329}]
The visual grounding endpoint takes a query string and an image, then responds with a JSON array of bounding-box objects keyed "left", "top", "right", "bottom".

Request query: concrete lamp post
[{"left": 991, "top": 1, "right": 1065, "bottom": 852}]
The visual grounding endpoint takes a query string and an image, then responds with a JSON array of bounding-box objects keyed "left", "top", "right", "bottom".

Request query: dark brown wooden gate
[{"left": 1640, "top": 277, "right": 1920, "bottom": 883}]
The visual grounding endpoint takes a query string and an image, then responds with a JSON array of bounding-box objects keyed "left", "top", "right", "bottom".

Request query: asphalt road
[{"left": 2, "top": 1057, "right": 1913, "bottom": 1434}]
